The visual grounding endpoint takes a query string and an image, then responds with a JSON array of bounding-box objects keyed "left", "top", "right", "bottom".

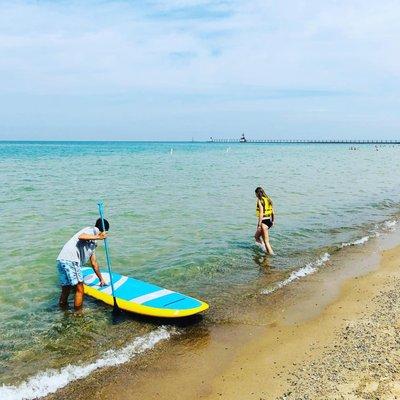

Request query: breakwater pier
[{"left": 208, "top": 135, "right": 400, "bottom": 144}]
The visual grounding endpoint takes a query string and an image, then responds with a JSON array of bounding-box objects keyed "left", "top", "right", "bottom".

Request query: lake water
[{"left": 1, "top": 141, "right": 399, "bottom": 399}]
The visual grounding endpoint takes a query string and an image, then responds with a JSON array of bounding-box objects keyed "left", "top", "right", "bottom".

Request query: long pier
[{"left": 209, "top": 138, "right": 400, "bottom": 144}]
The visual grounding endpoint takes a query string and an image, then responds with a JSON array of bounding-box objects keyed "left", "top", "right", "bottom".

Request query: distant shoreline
[{"left": 1, "top": 139, "right": 399, "bottom": 144}]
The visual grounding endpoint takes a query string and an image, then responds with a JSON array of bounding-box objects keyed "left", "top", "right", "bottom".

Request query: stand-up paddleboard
[{"left": 82, "top": 267, "right": 209, "bottom": 318}]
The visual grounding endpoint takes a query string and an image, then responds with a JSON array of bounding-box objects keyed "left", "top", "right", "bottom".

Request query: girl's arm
[
  {"left": 257, "top": 200, "right": 264, "bottom": 227},
  {"left": 269, "top": 197, "right": 275, "bottom": 223}
]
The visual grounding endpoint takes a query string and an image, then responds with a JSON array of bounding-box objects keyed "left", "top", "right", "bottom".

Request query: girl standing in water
[{"left": 254, "top": 186, "right": 275, "bottom": 255}]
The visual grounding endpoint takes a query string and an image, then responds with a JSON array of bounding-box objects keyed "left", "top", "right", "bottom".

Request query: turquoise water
[{"left": 1, "top": 141, "right": 400, "bottom": 394}]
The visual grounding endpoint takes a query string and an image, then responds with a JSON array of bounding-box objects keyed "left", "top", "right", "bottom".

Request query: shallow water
[{"left": 1, "top": 141, "right": 400, "bottom": 395}]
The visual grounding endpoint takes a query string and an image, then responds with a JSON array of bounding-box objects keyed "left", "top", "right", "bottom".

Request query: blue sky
[{"left": 1, "top": 0, "right": 400, "bottom": 140}]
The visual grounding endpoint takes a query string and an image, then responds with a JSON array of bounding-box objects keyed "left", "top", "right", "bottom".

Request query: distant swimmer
[
  {"left": 56, "top": 219, "right": 109, "bottom": 310},
  {"left": 254, "top": 186, "right": 275, "bottom": 255}
]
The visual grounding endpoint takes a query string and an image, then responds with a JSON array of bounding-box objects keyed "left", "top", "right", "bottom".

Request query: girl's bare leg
[
  {"left": 255, "top": 227, "right": 267, "bottom": 251},
  {"left": 261, "top": 225, "right": 274, "bottom": 255},
  {"left": 254, "top": 227, "right": 263, "bottom": 243}
]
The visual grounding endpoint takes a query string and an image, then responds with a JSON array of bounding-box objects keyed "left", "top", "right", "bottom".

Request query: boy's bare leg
[
  {"left": 59, "top": 286, "right": 71, "bottom": 309},
  {"left": 74, "top": 283, "right": 85, "bottom": 311}
]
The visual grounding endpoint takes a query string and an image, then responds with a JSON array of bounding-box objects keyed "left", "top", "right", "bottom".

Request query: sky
[{"left": 1, "top": 0, "right": 400, "bottom": 140}]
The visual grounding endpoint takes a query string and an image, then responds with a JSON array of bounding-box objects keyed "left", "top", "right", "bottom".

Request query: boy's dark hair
[{"left": 95, "top": 218, "right": 110, "bottom": 232}]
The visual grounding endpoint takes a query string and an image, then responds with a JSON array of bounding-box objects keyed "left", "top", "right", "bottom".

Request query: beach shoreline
[
  {"left": 204, "top": 233, "right": 400, "bottom": 400},
  {"left": 40, "top": 229, "right": 400, "bottom": 400}
]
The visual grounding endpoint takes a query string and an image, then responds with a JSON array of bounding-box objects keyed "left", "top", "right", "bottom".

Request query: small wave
[
  {"left": 374, "top": 218, "right": 399, "bottom": 237},
  {"left": 383, "top": 219, "right": 398, "bottom": 230},
  {"left": 261, "top": 253, "right": 330, "bottom": 295},
  {"left": 342, "top": 218, "right": 399, "bottom": 247},
  {"left": 341, "top": 235, "right": 370, "bottom": 248},
  {"left": 0, "top": 327, "right": 173, "bottom": 400}
]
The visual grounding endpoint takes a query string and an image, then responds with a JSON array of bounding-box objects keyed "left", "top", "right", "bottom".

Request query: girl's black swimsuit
[{"left": 261, "top": 218, "right": 273, "bottom": 229}]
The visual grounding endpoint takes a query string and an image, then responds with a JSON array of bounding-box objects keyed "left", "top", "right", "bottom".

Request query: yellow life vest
[{"left": 256, "top": 195, "right": 273, "bottom": 218}]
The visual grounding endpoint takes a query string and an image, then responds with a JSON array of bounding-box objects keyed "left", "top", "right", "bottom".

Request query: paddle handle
[{"left": 97, "top": 202, "right": 117, "bottom": 303}]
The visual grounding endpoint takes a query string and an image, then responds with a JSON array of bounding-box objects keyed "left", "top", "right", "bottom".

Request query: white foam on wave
[
  {"left": 0, "top": 327, "right": 173, "bottom": 400},
  {"left": 342, "top": 218, "right": 399, "bottom": 247},
  {"left": 374, "top": 218, "right": 399, "bottom": 237},
  {"left": 384, "top": 220, "right": 398, "bottom": 230},
  {"left": 341, "top": 235, "right": 370, "bottom": 248},
  {"left": 261, "top": 253, "right": 330, "bottom": 295}
]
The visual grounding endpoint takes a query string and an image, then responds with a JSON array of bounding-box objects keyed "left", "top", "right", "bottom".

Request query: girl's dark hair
[
  {"left": 255, "top": 186, "right": 266, "bottom": 199},
  {"left": 95, "top": 218, "right": 110, "bottom": 232},
  {"left": 255, "top": 187, "right": 273, "bottom": 206}
]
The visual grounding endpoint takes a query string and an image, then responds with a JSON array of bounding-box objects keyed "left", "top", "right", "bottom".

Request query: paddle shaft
[{"left": 97, "top": 202, "right": 118, "bottom": 308}]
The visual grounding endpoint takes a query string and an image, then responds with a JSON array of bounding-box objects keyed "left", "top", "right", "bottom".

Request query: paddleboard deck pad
[{"left": 82, "top": 267, "right": 209, "bottom": 318}]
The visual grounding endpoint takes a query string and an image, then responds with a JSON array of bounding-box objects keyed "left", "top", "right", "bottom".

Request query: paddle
[{"left": 97, "top": 201, "right": 120, "bottom": 314}]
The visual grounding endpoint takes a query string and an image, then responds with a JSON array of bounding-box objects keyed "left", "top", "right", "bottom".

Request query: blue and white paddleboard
[{"left": 82, "top": 267, "right": 209, "bottom": 318}]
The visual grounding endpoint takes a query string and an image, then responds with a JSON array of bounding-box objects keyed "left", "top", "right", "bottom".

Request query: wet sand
[{"left": 45, "top": 233, "right": 400, "bottom": 400}]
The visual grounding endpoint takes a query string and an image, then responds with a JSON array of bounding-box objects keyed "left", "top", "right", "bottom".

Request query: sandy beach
[{"left": 41, "top": 230, "right": 400, "bottom": 400}]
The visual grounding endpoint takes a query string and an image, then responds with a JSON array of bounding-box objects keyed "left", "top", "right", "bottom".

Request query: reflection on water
[{"left": 252, "top": 252, "right": 272, "bottom": 270}]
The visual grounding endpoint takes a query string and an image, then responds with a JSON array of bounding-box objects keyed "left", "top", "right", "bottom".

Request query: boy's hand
[
  {"left": 99, "top": 278, "right": 107, "bottom": 286},
  {"left": 97, "top": 232, "right": 107, "bottom": 240}
]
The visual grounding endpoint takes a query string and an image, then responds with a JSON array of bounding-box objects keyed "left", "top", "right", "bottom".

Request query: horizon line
[{"left": 1, "top": 139, "right": 399, "bottom": 144}]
